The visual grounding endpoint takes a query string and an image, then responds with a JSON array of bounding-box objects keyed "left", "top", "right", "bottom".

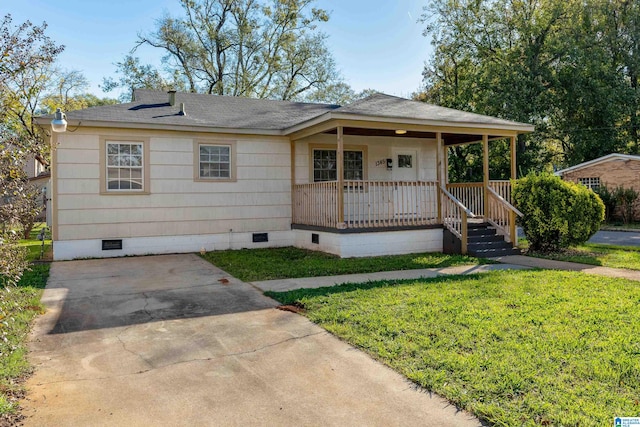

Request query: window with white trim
[
  {"left": 199, "top": 144, "right": 231, "bottom": 179},
  {"left": 106, "top": 142, "right": 144, "bottom": 191},
  {"left": 313, "top": 149, "right": 363, "bottom": 182},
  {"left": 578, "top": 177, "right": 600, "bottom": 190}
]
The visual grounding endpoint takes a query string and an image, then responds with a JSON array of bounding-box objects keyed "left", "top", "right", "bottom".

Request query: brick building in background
[{"left": 556, "top": 153, "right": 640, "bottom": 221}]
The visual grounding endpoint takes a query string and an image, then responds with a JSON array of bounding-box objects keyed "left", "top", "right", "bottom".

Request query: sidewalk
[
  {"left": 251, "top": 255, "right": 640, "bottom": 293},
  {"left": 492, "top": 255, "right": 640, "bottom": 281},
  {"left": 251, "top": 263, "right": 530, "bottom": 292}
]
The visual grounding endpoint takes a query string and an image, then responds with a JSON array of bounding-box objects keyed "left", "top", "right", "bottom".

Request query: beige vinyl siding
[
  {"left": 58, "top": 218, "right": 292, "bottom": 240},
  {"left": 294, "top": 134, "right": 437, "bottom": 184},
  {"left": 55, "top": 130, "right": 292, "bottom": 241}
]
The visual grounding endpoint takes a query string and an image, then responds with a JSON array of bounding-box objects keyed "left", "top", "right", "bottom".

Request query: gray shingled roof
[
  {"left": 60, "top": 89, "right": 340, "bottom": 131},
  {"left": 44, "top": 89, "right": 533, "bottom": 133},
  {"left": 333, "top": 93, "right": 531, "bottom": 128}
]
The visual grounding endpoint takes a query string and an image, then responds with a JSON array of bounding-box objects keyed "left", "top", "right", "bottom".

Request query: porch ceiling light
[
  {"left": 51, "top": 108, "right": 67, "bottom": 133},
  {"left": 395, "top": 129, "right": 407, "bottom": 135}
]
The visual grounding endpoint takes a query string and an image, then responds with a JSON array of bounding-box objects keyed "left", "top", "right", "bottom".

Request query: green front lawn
[
  {"left": 201, "top": 246, "right": 488, "bottom": 281},
  {"left": 17, "top": 223, "right": 52, "bottom": 261},
  {"left": 267, "top": 270, "right": 640, "bottom": 426},
  {"left": 526, "top": 242, "right": 640, "bottom": 271}
]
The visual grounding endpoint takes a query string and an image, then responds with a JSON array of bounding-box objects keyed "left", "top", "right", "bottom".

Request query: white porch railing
[
  {"left": 486, "top": 186, "right": 523, "bottom": 245},
  {"left": 489, "top": 180, "right": 512, "bottom": 204},
  {"left": 344, "top": 181, "right": 439, "bottom": 228},
  {"left": 440, "top": 187, "right": 476, "bottom": 254},
  {"left": 293, "top": 181, "right": 339, "bottom": 228},
  {"left": 446, "top": 180, "right": 514, "bottom": 217},
  {"left": 446, "top": 183, "right": 484, "bottom": 216},
  {"left": 293, "top": 179, "right": 519, "bottom": 251},
  {"left": 293, "top": 180, "right": 439, "bottom": 229}
]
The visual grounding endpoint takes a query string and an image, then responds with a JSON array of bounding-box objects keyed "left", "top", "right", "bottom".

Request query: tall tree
[
  {"left": 0, "top": 14, "right": 63, "bottom": 285},
  {"left": 421, "top": 0, "right": 640, "bottom": 178},
  {"left": 102, "top": 55, "right": 184, "bottom": 102},
  {"left": 106, "top": 0, "right": 347, "bottom": 102},
  {"left": 42, "top": 69, "right": 118, "bottom": 111}
]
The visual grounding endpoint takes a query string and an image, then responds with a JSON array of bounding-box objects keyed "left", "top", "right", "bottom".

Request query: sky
[{"left": 3, "top": 0, "right": 433, "bottom": 100}]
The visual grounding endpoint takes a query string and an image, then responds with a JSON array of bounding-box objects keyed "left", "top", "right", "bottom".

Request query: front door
[{"left": 391, "top": 150, "right": 419, "bottom": 219}]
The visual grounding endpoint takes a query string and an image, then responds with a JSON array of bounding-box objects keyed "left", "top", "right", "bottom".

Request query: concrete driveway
[{"left": 23, "top": 254, "right": 480, "bottom": 426}]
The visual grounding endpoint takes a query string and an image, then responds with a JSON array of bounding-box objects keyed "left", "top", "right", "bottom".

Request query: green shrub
[
  {"left": 615, "top": 186, "right": 639, "bottom": 224},
  {"left": 594, "top": 185, "right": 617, "bottom": 222},
  {"left": 513, "top": 173, "right": 604, "bottom": 252},
  {"left": 596, "top": 184, "right": 640, "bottom": 224}
]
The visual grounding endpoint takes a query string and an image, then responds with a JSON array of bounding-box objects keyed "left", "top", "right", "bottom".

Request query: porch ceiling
[{"left": 323, "top": 127, "right": 503, "bottom": 145}]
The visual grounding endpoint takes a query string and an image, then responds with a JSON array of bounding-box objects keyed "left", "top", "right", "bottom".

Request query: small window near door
[{"left": 398, "top": 154, "right": 413, "bottom": 168}]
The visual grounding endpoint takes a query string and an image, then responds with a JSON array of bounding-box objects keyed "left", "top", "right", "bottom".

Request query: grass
[
  {"left": 0, "top": 223, "right": 50, "bottom": 419},
  {"left": 523, "top": 242, "right": 640, "bottom": 271},
  {"left": 200, "top": 246, "right": 489, "bottom": 281},
  {"left": 267, "top": 270, "right": 640, "bottom": 426},
  {"left": 0, "top": 266, "right": 49, "bottom": 417},
  {"left": 17, "top": 223, "right": 52, "bottom": 262}
]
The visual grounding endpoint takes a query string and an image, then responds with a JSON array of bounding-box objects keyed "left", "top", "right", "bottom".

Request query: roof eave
[
  {"left": 555, "top": 153, "right": 640, "bottom": 176},
  {"left": 34, "top": 117, "right": 286, "bottom": 136},
  {"left": 284, "top": 112, "right": 535, "bottom": 137}
]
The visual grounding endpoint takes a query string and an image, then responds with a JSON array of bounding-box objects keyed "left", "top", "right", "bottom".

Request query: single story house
[
  {"left": 556, "top": 153, "right": 640, "bottom": 219},
  {"left": 36, "top": 90, "right": 533, "bottom": 261}
]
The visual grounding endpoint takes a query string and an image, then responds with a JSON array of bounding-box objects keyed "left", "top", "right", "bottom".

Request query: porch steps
[{"left": 466, "top": 223, "right": 521, "bottom": 257}]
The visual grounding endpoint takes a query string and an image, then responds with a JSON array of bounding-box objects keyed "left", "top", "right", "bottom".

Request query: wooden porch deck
[{"left": 292, "top": 180, "right": 522, "bottom": 254}]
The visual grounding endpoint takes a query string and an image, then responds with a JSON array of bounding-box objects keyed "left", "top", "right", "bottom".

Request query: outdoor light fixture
[
  {"left": 395, "top": 129, "right": 407, "bottom": 135},
  {"left": 51, "top": 108, "right": 68, "bottom": 133}
]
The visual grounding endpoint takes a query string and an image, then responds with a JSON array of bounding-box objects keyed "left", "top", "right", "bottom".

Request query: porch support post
[
  {"left": 510, "top": 135, "right": 517, "bottom": 246},
  {"left": 483, "top": 134, "right": 490, "bottom": 218},
  {"left": 436, "top": 132, "right": 445, "bottom": 188},
  {"left": 444, "top": 146, "right": 449, "bottom": 185},
  {"left": 337, "top": 126, "right": 345, "bottom": 227},
  {"left": 436, "top": 132, "right": 443, "bottom": 222},
  {"left": 510, "top": 135, "right": 517, "bottom": 180},
  {"left": 290, "top": 140, "right": 296, "bottom": 223}
]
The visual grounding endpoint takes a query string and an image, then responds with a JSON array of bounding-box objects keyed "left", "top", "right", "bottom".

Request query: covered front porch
[{"left": 288, "top": 107, "right": 531, "bottom": 255}]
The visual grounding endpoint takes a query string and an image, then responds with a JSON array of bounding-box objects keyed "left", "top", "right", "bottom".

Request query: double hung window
[
  {"left": 313, "top": 149, "right": 363, "bottom": 182},
  {"left": 199, "top": 144, "right": 231, "bottom": 179},
  {"left": 106, "top": 142, "right": 144, "bottom": 191}
]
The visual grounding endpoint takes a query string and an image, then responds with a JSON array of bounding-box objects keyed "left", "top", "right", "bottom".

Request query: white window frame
[
  {"left": 312, "top": 148, "right": 364, "bottom": 182},
  {"left": 106, "top": 141, "right": 145, "bottom": 192},
  {"left": 194, "top": 141, "right": 236, "bottom": 182}
]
